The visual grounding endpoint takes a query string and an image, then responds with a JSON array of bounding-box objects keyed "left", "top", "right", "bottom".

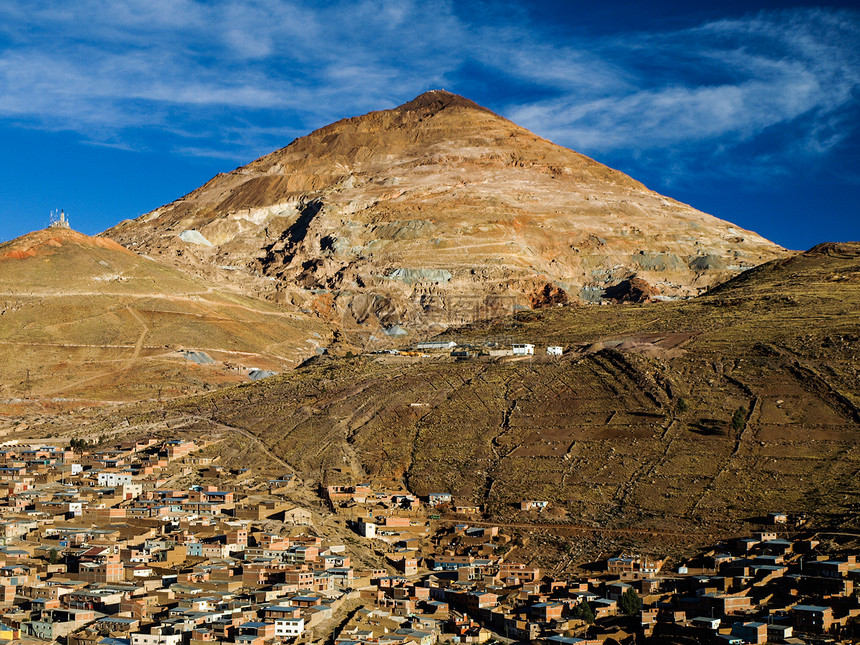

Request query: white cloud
[
  {"left": 504, "top": 9, "right": 860, "bottom": 182},
  {"left": 0, "top": 0, "right": 856, "bottom": 178}
]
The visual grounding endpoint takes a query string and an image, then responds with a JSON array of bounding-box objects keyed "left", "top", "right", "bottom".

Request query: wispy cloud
[
  {"left": 0, "top": 0, "right": 857, "bottom": 184},
  {"left": 504, "top": 9, "right": 860, "bottom": 183}
]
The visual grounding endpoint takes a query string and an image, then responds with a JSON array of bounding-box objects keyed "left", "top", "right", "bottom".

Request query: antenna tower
[{"left": 49, "top": 209, "right": 70, "bottom": 229}]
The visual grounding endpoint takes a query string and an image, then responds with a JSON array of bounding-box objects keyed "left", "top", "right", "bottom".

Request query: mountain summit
[{"left": 105, "top": 91, "right": 786, "bottom": 345}]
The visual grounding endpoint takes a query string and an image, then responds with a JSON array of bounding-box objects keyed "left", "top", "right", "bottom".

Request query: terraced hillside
[
  {"left": 182, "top": 242, "right": 859, "bottom": 531},
  {"left": 0, "top": 227, "right": 328, "bottom": 408}
]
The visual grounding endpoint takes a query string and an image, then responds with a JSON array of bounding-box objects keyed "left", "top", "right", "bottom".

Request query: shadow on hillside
[{"left": 687, "top": 419, "right": 726, "bottom": 436}]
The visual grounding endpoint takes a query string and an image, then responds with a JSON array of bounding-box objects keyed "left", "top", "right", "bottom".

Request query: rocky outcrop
[
  {"left": 104, "top": 90, "right": 787, "bottom": 346},
  {"left": 530, "top": 283, "right": 569, "bottom": 308},
  {"left": 604, "top": 276, "right": 660, "bottom": 303}
]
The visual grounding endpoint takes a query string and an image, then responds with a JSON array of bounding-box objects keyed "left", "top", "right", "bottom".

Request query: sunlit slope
[{"left": 0, "top": 227, "right": 328, "bottom": 403}]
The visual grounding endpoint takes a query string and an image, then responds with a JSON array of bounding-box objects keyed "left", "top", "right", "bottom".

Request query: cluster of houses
[
  {"left": 374, "top": 341, "right": 565, "bottom": 358},
  {"left": 0, "top": 439, "right": 363, "bottom": 644},
  {"left": 328, "top": 523, "right": 860, "bottom": 644},
  {"left": 320, "top": 480, "right": 860, "bottom": 644},
  {"left": 1, "top": 437, "right": 859, "bottom": 645}
]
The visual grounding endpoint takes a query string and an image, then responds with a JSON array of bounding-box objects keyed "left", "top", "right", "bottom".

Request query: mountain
[
  {"left": 173, "top": 242, "right": 860, "bottom": 531},
  {"left": 0, "top": 226, "right": 328, "bottom": 410},
  {"left": 104, "top": 91, "right": 787, "bottom": 347}
]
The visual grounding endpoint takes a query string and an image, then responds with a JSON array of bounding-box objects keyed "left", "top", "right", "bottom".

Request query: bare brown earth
[
  {"left": 167, "top": 242, "right": 860, "bottom": 534},
  {"left": 0, "top": 227, "right": 329, "bottom": 411},
  {"left": 104, "top": 91, "right": 787, "bottom": 348}
]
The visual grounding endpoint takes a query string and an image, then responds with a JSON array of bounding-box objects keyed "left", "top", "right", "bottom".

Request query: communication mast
[{"left": 49, "top": 209, "right": 70, "bottom": 229}]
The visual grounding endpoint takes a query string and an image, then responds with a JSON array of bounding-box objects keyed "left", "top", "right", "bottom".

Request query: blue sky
[{"left": 0, "top": 0, "right": 857, "bottom": 250}]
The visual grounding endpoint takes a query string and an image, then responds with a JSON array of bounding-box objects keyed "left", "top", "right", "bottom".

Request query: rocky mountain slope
[
  {"left": 175, "top": 242, "right": 859, "bottom": 531},
  {"left": 105, "top": 91, "right": 787, "bottom": 347},
  {"left": 0, "top": 227, "right": 328, "bottom": 409}
]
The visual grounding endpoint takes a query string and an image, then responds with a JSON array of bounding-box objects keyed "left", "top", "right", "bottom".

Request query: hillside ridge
[
  {"left": 0, "top": 226, "right": 328, "bottom": 408},
  {"left": 1, "top": 226, "right": 134, "bottom": 261}
]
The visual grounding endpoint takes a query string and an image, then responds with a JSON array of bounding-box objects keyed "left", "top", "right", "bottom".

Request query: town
[{"left": 0, "top": 437, "right": 859, "bottom": 645}]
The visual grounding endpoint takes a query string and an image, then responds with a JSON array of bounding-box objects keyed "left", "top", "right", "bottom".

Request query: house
[
  {"left": 24, "top": 609, "right": 95, "bottom": 641},
  {"left": 767, "top": 624, "right": 793, "bottom": 642},
  {"left": 131, "top": 627, "right": 183, "bottom": 645},
  {"left": 520, "top": 500, "right": 549, "bottom": 511},
  {"left": 326, "top": 484, "right": 372, "bottom": 504},
  {"left": 606, "top": 554, "right": 664, "bottom": 578},
  {"left": 0, "top": 623, "right": 20, "bottom": 641},
  {"left": 283, "top": 506, "right": 312, "bottom": 525},
  {"left": 703, "top": 593, "right": 752, "bottom": 616},
  {"left": 530, "top": 601, "right": 565, "bottom": 622},
  {"left": 512, "top": 343, "right": 535, "bottom": 355},
  {"left": 731, "top": 621, "right": 767, "bottom": 644},
  {"left": 78, "top": 561, "right": 124, "bottom": 584},
  {"left": 606, "top": 582, "right": 633, "bottom": 601},
  {"left": 499, "top": 562, "right": 540, "bottom": 584},
  {"left": 237, "top": 621, "right": 276, "bottom": 640},
  {"left": 591, "top": 598, "right": 618, "bottom": 619},
  {"left": 262, "top": 606, "right": 301, "bottom": 620},
  {"left": 164, "top": 441, "right": 197, "bottom": 461},
  {"left": 791, "top": 604, "right": 834, "bottom": 633},
  {"left": 807, "top": 556, "right": 858, "bottom": 578},
  {"left": 97, "top": 471, "right": 133, "bottom": 487},
  {"left": 690, "top": 616, "right": 720, "bottom": 630},
  {"left": 274, "top": 617, "right": 304, "bottom": 638},
  {"left": 432, "top": 555, "right": 473, "bottom": 571},
  {"left": 357, "top": 521, "right": 376, "bottom": 538},
  {"left": 715, "top": 636, "right": 744, "bottom": 645},
  {"left": 427, "top": 493, "right": 452, "bottom": 507}
]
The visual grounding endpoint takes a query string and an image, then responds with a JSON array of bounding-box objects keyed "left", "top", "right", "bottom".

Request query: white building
[
  {"left": 415, "top": 341, "right": 457, "bottom": 351},
  {"left": 690, "top": 617, "right": 720, "bottom": 630},
  {"left": 357, "top": 520, "right": 377, "bottom": 538},
  {"left": 121, "top": 483, "right": 143, "bottom": 500},
  {"left": 520, "top": 500, "right": 549, "bottom": 511},
  {"left": 512, "top": 343, "right": 535, "bottom": 355},
  {"left": 96, "top": 472, "right": 133, "bottom": 487},
  {"left": 428, "top": 492, "right": 453, "bottom": 507},
  {"left": 546, "top": 346, "right": 563, "bottom": 356},
  {"left": 275, "top": 618, "right": 304, "bottom": 638},
  {"left": 131, "top": 630, "right": 182, "bottom": 645}
]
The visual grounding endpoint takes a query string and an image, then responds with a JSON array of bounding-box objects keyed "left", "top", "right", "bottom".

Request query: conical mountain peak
[
  {"left": 395, "top": 89, "right": 496, "bottom": 117},
  {"left": 105, "top": 92, "right": 787, "bottom": 342}
]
